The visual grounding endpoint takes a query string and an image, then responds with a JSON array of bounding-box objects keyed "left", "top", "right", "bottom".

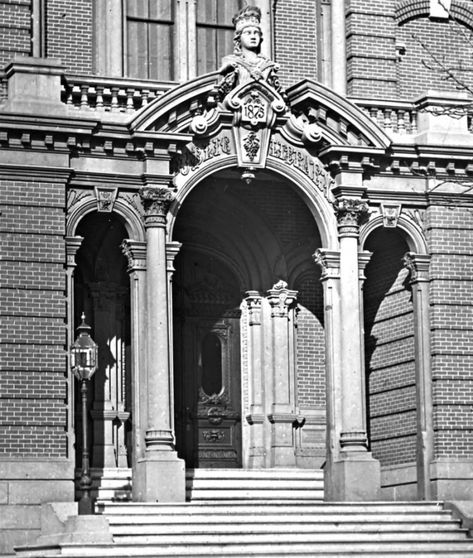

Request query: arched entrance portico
[{"left": 171, "top": 168, "right": 326, "bottom": 470}]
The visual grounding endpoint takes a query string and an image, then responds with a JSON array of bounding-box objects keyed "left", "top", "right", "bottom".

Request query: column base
[
  {"left": 324, "top": 451, "right": 381, "bottom": 501},
  {"left": 133, "top": 453, "right": 185, "bottom": 502}
]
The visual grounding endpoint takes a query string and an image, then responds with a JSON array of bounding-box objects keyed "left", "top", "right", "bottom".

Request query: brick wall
[
  {"left": 274, "top": 0, "right": 318, "bottom": 87},
  {"left": 396, "top": 15, "right": 473, "bottom": 99},
  {"left": 0, "top": 179, "right": 68, "bottom": 458},
  {"left": 46, "top": 0, "right": 93, "bottom": 73},
  {"left": 346, "top": 0, "right": 397, "bottom": 98},
  {"left": 0, "top": 0, "right": 32, "bottom": 69},
  {"left": 364, "top": 228, "right": 417, "bottom": 466},
  {"left": 426, "top": 203, "right": 473, "bottom": 460}
]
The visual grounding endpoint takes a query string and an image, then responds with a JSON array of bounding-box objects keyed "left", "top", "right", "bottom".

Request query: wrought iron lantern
[{"left": 70, "top": 313, "right": 98, "bottom": 514}]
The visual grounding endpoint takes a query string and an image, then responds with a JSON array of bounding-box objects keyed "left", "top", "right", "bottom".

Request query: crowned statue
[{"left": 217, "top": 6, "right": 283, "bottom": 98}]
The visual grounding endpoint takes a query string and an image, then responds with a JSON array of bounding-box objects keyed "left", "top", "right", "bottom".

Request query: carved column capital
[
  {"left": 121, "top": 239, "right": 147, "bottom": 272},
  {"left": 166, "top": 241, "right": 182, "bottom": 276},
  {"left": 266, "top": 280, "right": 298, "bottom": 318},
  {"left": 245, "top": 290, "right": 262, "bottom": 325},
  {"left": 334, "top": 197, "right": 369, "bottom": 236},
  {"left": 65, "top": 236, "right": 84, "bottom": 267},
  {"left": 402, "top": 252, "right": 430, "bottom": 283},
  {"left": 139, "top": 186, "right": 175, "bottom": 227},
  {"left": 313, "top": 249, "right": 341, "bottom": 280}
]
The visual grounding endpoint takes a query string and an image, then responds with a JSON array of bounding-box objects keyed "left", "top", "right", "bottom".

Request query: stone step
[
  {"left": 110, "top": 520, "right": 461, "bottom": 534},
  {"left": 16, "top": 540, "right": 473, "bottom": 557},
  {"left": 97, "top": 501, "right": 450, "bottom": 516}
]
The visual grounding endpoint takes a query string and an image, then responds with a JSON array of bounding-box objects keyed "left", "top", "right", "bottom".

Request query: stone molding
[
  {"left": 402, "top": 251, "right": 431, "bottom": 282},
  {"left": 245, "top": 291, "right": 263, "bottom": 325},
  {"left": 121, "top": 240, "right": 147, "bottom": 272}
]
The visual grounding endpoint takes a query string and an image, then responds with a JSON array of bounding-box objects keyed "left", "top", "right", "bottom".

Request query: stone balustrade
[
  {"left": 61, "top": 75, "right": 174, "bottom": 113},
  {"left": 352, "top": 99, "right": 419, "bottom": 136}
]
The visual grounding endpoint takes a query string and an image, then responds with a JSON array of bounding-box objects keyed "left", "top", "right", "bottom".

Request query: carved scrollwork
[{"left": 202, "top": 430, "right": 225, "bottom": 442}]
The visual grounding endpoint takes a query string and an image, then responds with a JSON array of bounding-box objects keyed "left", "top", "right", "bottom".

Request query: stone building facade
[{"left": 1, "top": 0, "right": 473, "bottom": 554}]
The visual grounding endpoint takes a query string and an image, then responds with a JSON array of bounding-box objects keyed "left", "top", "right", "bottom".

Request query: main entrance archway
[{"left": 172, "top": 167, "right": 326, "bottom": 469}]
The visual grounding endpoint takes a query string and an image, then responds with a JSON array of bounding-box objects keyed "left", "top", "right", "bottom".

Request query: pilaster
[
  {"left": 245, "top": 291, "right": 265, "bottom": 468},
  {"left": 266, "top": 281, "right": 298, "bottom": 467},
  {"left": 402, "top": 252, "right": 434, "bottom": 500},
  {"left": 134, "top": 186, "right": 185, "bottom": 502}
]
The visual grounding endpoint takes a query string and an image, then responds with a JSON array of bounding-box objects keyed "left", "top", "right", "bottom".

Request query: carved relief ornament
[{"left": 267, "top": 280, "right": 298, "bottom": 318}]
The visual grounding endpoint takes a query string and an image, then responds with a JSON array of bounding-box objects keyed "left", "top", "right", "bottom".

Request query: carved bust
[{"left": 217, "top": 6, "right": 282, "bottom": 97}]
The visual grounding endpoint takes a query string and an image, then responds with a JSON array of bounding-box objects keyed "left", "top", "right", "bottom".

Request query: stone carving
[
  {"left": 139, "top": 186, "right": 175, "bottom": 226},
  {"left": 267, "top": 280, "right": 298, "bottom": 318},
  {"left": 94, "top": 186, "right": 118, "bottom": 213},
  {"left": 243, "top": 131, "right": 260, "bottom": 161},
  {"left": 402, "top": 252, "right": 430, "bottom": 282},
  {"left": 381, "top": 202, "right": 401, "bottom": 228},
  {"left": 217, "top": 6, "right": 282, "bottom": 97},
  {"left": 67, "top": 188, "right": 90, "bottom": 211},
  {"left": 334, "top": 198, "right": 370, "bottom": 228}
]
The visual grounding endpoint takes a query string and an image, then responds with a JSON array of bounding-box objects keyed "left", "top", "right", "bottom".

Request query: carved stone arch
[
  {"left": 66, "top": 194, "right": 145, "bottom": 241},
  {"left": 360, "top": 212, "right": 428, "bottom": 254},
  {"left": 169, "top": 155, "right": 338, "bottom": 251}
]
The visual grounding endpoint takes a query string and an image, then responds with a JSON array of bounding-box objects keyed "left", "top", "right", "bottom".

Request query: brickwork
[
  {"left": 46, "top": 0, "right": 93, "bottom": 73},
  {"left": 0, "top": 179, "right": 68, "bottom": 458},
  {"left": 295, "top": 275, "right": 325, "bottom": 409},
  {"left": 346, "top": 0, "right": 397, "bottom": 98},
  {"left": 0, "top": 0, "right": 32, "bottom": 68},
  {"left": 364, "top": 228, "right": 416, "bottom": 466},
  {"left": 274, "top": 0, "right": 318, "bottom": 87},
  {"left": 426, "top": 203, "right": 473, "bottom": 460}
]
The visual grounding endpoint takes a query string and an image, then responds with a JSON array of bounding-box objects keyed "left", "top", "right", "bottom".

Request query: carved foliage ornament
[
  {"left": 139, "top": 186, "right": 175, "bottom": 225},
  {"left": 334, "top": 198, "right": 370, "bottom": 227}
]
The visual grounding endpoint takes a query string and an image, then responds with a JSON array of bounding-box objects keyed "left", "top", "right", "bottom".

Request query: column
[
  {"left": 134, "top": 186, "right": 185, "bottom": 502},
  {"left": 403, "top": 252, "right": 434, "bottom": 500},
  {"left": 245, "top": 291, "right": 265, "bottom": 468},
  {"left": 266, "top": 281, "right": 298, "bottom": 467},
  {"left": 313, "top": 249, "right": 342, "bottom": 500},
  {"left": 121, "top": 240, "right": 147, "bottom": 496},
  {"left": 332, "top": 197, "right": 380, "bottom": 501}
]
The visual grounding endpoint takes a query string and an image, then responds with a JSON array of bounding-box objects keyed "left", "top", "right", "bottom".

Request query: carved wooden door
[{"left": 175, "top": 316, "right": 242, "bottom": 468}]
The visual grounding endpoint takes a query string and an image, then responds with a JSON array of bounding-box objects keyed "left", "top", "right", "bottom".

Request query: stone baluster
[
  {"left": 141, "top": 89, "right": 149, "bottom": 108},
  {"left": 126, "top": 88, "right": 135, "bottom": 113},
  {"left": 96, "top": 86, "right": 104, "bottom": 111},
  {"left": 402, "top": 252, "right": 434, "bottom": 500},
  {"left": 134, "top": 186, "right": 185, "bottom": 502},
  {"left": 111, "top": 87, "right": 119, "bottom": 112},
  {"left": 80, "top": 84, "right": 89, "bottom": 110},
  {"left": 397, "top": 109, "right": 406, "bottom": 134},
  {"left": 266, "top": 281, "right": 298, "bottom": 467},
  {"left": 245, "top": 291, "right": 265, "bottom": 468}
]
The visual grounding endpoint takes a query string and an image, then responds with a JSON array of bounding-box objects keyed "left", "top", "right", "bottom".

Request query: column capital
[
  {"left": 166, "top": 241, "right": 182, "bottom": 275},
  {"left": 266, "top": 281, "right": 298, "bottom": 318},
  {"left": 402, "top": 252, "right": 430, "bottom": 282},
  {"left": 65, "top": 235, "right": 84, "bottom": 267},
  {"left": 334, "top": 197, "right": 369, "bottom": 236},
  {"left": 358, "top": 250, "right": 373, "bottom": 280},
  {"left": 313, "top": 249, "right": 341, "bottom": 280},
  {"left": 139, "top": 186, "right": 175, "bottom": 227},
  {"left": 245, "top": 290, "right": 262, "bottom": 325},
  {"left": 121, "top": 239, "right": 147, "bottom": 272}
]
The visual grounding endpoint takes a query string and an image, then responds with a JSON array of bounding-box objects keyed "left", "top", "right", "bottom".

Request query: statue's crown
[{"left": 233, "top": 6, "right": 262, "bottom": 33}]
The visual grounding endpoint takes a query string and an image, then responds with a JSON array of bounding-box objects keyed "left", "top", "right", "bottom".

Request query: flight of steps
[{"left": 16, "top": 469, "right": 473, "bottom": 557}]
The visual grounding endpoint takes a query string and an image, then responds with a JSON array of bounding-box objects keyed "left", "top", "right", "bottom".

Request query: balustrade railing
[
  {"left": 1, "top": 70, "right": 471, "bottom": 136},
  {"left": 61, "top": 75, "right": 175, "bottom": 113},
  {"left": 352, "top": 99, "right": 419, "bottom": 136}
]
